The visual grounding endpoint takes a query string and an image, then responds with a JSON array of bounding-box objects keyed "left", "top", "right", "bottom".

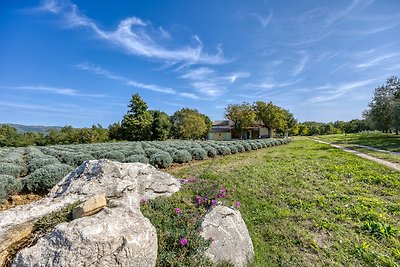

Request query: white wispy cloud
[
  {"left": 1, "top": 85, "right": 105, "bottom": 98},
  {"left": 251, "top": 11, "right": 274, "bottom": 29},
  {"left": 288, "top": 0, "right": 373, "bottom": 46},
  {"left": 293, "top": 56, "right": 308, "bottom": 76},
  {"left": 356, "top": 53, "right": 400, "bottom": 69},
  {"left": 0, "top": 101, "right": 77, "bottom": 113},
  {"left": 38, "top": 0, "right": 226, "bottom": 66},
  {"left": 180, "top": 67, "right": 250, "bottom": 98},
  {"left": 308, "top": 78, "right": 377, "bottom": 103},
  {"left": 76, "top": 62, "right": 176, "bottom": 94},
  {"left": 77, "top": 62, "right": 203, "bottom": 100}
]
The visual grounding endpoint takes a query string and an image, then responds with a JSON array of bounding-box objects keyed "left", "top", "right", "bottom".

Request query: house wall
[
  {"left": 209, "top": 132, "right": 231, "bottom": 141},
  {"left": 259, "top": 127, "right": 269, "bottom": 137}
]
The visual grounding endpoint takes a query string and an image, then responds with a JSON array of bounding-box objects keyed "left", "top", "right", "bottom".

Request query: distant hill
[{"left": 1, "top": 123, "right": 62, "bottom": 134}]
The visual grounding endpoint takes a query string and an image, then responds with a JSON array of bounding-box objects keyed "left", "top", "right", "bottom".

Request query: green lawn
[
  {"left": 148, "top": 138, "right": 400, "bottom": 266},
  {"left": 317, "top": 133, "right": 400, "bottom": 152}
]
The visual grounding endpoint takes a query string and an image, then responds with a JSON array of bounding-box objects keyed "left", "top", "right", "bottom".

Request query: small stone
[{"left": 72, "top": 194, "right": 107, "bottom": 219}]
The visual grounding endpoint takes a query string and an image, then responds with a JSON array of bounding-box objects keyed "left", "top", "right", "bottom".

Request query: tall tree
[
  {"left": 282, "top": 109, "right": 297, "bottom": 137},
  {"left": 171, "top": 108, "right": 210, "bottom": 139},
  {"left": 225, "top": 102, "right": 256, "bottom": 139},
  {"left": 121, "top": 94, "right": 153, "bottom": 141},
  {"left": 150, "top": 110, "right": 171, "bottom": 141},
  {"left": 363, "top": 77, "right": 400, "bottom": 133},
  {"left": 254, "top": 101, "right": 286, "bottom": 138}
]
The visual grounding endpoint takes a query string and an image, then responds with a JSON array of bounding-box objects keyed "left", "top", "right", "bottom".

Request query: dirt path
[{"left": 310, "top": 138, "right": 400, "bottom": 172}]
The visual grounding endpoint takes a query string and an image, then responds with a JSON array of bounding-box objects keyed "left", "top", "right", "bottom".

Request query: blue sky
[{"left": 1, "top": 0, "right": 399, "bottom": 127}]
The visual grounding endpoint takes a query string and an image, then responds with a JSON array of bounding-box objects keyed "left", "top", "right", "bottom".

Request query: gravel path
[{"left": 310, "top": 138, "right": 400, "bottom": 172}]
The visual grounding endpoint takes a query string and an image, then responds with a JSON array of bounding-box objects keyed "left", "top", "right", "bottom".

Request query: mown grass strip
[{"left": 165, "top": 138, "right": 400, "bottom": 266}]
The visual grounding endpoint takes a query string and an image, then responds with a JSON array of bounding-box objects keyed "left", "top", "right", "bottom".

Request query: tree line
[{"left": 0, "top": 94, "right": 212, "bottom": 147}]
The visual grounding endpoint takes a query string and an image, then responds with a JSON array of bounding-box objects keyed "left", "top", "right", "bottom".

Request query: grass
[
  {"left": 142, "top": 138, "right": 400, "bottom": 266},
  {"left": 317, "top": 132, "right": 400, "bottom": 152}
]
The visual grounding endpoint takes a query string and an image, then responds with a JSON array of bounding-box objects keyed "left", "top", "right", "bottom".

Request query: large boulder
[
  {"left": 12, "top": 200, "right": 157, "bottom": 267},
  {"left": 0, "top": 160, "right": 180, "bottom": 267},
  {"left": 200, "top": 205, "right": 254, "bottom": 267}
]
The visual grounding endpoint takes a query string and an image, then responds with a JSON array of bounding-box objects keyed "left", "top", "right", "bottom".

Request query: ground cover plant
[
  {"left": 166, "top": 138, "right": 400, "bottom": 266},
  {"left": 0, "top": 138, "right": 291, "bottom": 202}
]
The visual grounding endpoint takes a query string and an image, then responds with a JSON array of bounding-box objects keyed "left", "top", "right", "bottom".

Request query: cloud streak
[
  {"left": 308, "top": 78, "right": 377, "bottom": 103},
  {"left": 38, "top": 0, "right": 226, "bottom": 67},
  {"left": 0, "top": 85, "right": 105, "bottom": 98},
  {"left": 77, "top": 62, "right": 203, "bottom": 100},
  {"left": 180, "top": 67, "right": 250, "bottom": 98},
  {"left": 293, "top": 56, "right": 308, "bottom": 76}
]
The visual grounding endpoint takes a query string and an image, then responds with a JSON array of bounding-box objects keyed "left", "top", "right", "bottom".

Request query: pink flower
[
  {"left": 196, "top": 195, "right": 203, "bottom": 204},
  {"left": 180, "top": 238, "right": 188, "bottom": 246},
  {"left": 217, "top": 193, "right": 225, "bottom": 198},
  {"left": 220, "top": 187, "right": 226, "bottom": 193},
  {"left": 175, "top": 208, "right": 181, "bottom": 214},
  {"left": 235, "top": 201, "right": 241, "bottom": 208},
  {"left": 211, "top": 199, "right": 217, "bottom": 206}
]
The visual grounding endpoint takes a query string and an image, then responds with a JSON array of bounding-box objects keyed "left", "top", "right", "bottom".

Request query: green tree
[
  {"left": 150, "top": 110, "right": 171, "bottom": 141},
  {"left": 171, "top": 108, "right": 210, "bottom": 139},
  {"left": 121, "top": 94, "right": 153, "bottom": 141},
  {"left": 0, "top": 125, "right": 18, "bottom": 146},
  {"left": 254, "top": 101, "right": 286, "bottom": 138},
  {"left": 363, "top": 76, "right": 400, "bottom": 133},
  {"left": 108, "top": 122, "right": 123, "bottom": 141},
  {"left": 225, "top": 102, "right": 256, "bottom": 139}
]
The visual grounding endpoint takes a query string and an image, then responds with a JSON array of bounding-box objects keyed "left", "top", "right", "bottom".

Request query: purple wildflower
[
  {"left": 180, "top": 238, "right": 188, "bottom": 247},
  {"left": 175, "top": 208, "right": 181, "bottom": 214},
  {"left": 211, "top": 199, "right": 217, "bottom": 206},
  {"left": 235, "top": 201, "right": 241, "bottom": 208},
  {"left": 196, "top": 195, "right": 203, "bottom": 204}
]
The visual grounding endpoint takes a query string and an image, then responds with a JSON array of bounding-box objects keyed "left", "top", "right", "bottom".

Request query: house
[
  {"left": 208, "top": 120, "right": 233, "bottom": 140},
  {"left": 208, "top": 120, "right": 271, "bottom": 140}
]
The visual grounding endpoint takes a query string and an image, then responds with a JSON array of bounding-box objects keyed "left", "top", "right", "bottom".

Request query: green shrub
[
  {"left": 149, "top": 152, "right": 173, "bottom": 168},
  {"left": 27, "top": 157, "right": 60, "bottom": 173},
  {"left": 0, "top": 174, "right": 22, "bottom": 201},
  {"left": 235, "top": 144, "right": 245, "bottom": 152},
  {"left": 165, "top": 148, "right": 178, "bottom": 155},
  {"left": 131, "top": 145, "right": 145, "bottom": 155},
  {"left": 90, "top": 149, "right": 110, "bottom": 158},
  {"left": 189, "top": 148, "right": 208, "bottom": 160},
  {"left": 202, "top": 146, "right": 217, "bottom": 158},
  {"left": 124, "top": 154, "right": 149, "bottom": 164},
  {"left": 228, "top": 145, "right": 238, "bottom": 154},
  {"left": 23, "top": 164, "right": 74, "bottom": 192},
  {"left": 173, "top": 150, "right": 192, "bottom": 163},
  {"left": 59, "top": 152, "right": 95, "bottom": 167},
  {"left": 99, "top": 151, "right": 125, "bottom": 162},
  {"left": 216, "top": 146, "right": 231, "bottom": 156},
  {"left": 0, "top": 162, "right": 25, "bottom": 177},
  {"left": 249, "top": 143, "right": 258, "bottom": 150},
  {"left": 145, "top": 148, "right": 163, "bottom": 157},
  {"left": 242, "top": 142, "right": 252, "bottom": 151}
]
